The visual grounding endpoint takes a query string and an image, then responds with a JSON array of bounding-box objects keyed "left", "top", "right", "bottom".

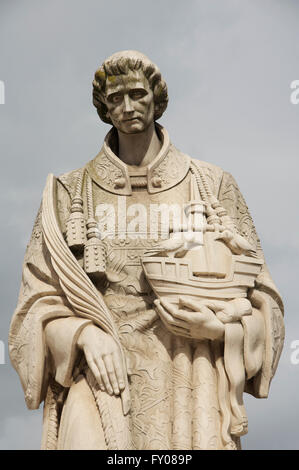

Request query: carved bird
[{"left": 215, "top": 230, "right": 257, "bottom": 257}]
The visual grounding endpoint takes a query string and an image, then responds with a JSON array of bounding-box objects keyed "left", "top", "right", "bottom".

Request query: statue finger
[
  {"left": 216, "top": 311, "right": 234, "bottom": 324},
  {"left": 179, "top": 296, "right": 219, "bottom": 314},
  {"left": 87, "top": 357, "right": 105, "bottom": 392},
  {"left": 172, "top": 326, "right": 191, "bottom": 338},
  {"left": 179, "top": 297, "right": 214, "bottom": 317},
  {"left": 112, "top": 350, "right": 126, "bottom": 392},
  {"left": 158, "top": 300, "right": 192, "bottom": 328},
  {"left": 103, "top": 354, "right": 120, "bottom": 395},
  {"left": 96, "top": 357, "right": 113, "bottom": 395},
  {"left": 178, "top": 296, "right": 202, "bottom": 311},
  {"left": 155, "top": 299, "right": 175, "bottom": 324},
  {"left": 204, "top": 300, "right": 228, "bottom": 312},
  {"left": 160, "top": 298, "right": 181, "bottom": 318}
]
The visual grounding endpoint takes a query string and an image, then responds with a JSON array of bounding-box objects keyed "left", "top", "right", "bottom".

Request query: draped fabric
[{"left": 9, "top": 134, "right": 284, "bottom": 450}]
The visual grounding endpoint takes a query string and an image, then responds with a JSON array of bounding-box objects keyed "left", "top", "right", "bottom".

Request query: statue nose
[{"left": 123, "top": 94, "right": 134, "bottom": 113}]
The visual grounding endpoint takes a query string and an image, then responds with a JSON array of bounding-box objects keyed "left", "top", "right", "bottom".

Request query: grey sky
[{"left": 0, "top": 0, "right": 298, "bottom": 449}]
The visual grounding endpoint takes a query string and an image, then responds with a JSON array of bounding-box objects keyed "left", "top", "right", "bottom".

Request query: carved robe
[{"left": 9, "top": 126, "right": 284, "bottom": 450}]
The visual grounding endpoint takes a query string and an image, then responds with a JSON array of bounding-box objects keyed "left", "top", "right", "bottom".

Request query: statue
[{"left": 9, "top": 50, "right": 285, "bottom": 450}]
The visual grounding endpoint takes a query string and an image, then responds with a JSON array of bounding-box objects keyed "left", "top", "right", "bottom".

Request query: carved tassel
[
  {"left": 84, "top": 175, "right": 106, "bottom": 279},
  {"left": 190, "top": 163, "right": 236, "bottom": 231},
  {"left": 185, "top": 173, "right": 205, "bottom": 243},
  {"left": 66, "top": 170, "right": 86, "bottom": 251},
  {"left": 190, "top": 163, "right": 218, "bottom": 228},
  {"left": 210, "top": 194, "right": 236, "bottom": 232}
]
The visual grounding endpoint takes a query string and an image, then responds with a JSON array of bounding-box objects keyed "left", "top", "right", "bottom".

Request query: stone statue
[{"left": 9, "top": 50, "right": 285, "bottom": 450}]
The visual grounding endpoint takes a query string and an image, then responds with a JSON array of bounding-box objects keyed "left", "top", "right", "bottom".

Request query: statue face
[{"left": 104, "top": 70, "right": 155, "bottom": 134}]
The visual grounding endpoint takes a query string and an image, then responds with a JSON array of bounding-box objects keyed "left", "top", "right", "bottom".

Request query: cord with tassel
[
  {"left": 84, "top": 174, "right": 106, "bottom": 280},
  {"left": 66, "top": 169, "right": 86, "bottom": 251},
  {"left": 190, "top": 163, "right": 236, "bottom": 232}
]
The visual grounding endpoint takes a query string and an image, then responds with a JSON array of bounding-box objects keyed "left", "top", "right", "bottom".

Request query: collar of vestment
[{"left": 85, "top": 124, "right": 190, "bottom": 195}]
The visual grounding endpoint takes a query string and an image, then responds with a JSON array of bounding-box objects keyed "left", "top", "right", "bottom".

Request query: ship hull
[{"left": 142, "top": 255, "right": 263, "bottom": 305}]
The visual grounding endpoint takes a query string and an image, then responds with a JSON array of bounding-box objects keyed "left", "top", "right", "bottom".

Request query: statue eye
[
  {"left": 130, "top": 89, "right": 147, "bottom": 100},
  {"left": 108, "top": 93, "right": 123, "bottom": 104}
]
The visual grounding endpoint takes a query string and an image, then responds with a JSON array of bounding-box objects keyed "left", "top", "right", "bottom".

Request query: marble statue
[{"left": 9, "top": 50, "right": 285, "bottom": 450}]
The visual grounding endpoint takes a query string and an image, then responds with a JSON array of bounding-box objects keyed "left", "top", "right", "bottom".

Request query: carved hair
[{"left": 92, "top": 50, "right": 168, "bottom": 124}]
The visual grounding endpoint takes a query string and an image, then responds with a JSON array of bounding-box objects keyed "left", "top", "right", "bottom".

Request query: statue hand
[
  {"left": 183, "top": 297, "right": 251, "bottom": 324},
  {"left": 154, "top": 297, "right": 225, "bottom": 341},
  {"left": 77, "top": 324, "right": 126, "bottom": 396},
  {"left": 212, "top": 298, "right": 252, "bottom": 323}
]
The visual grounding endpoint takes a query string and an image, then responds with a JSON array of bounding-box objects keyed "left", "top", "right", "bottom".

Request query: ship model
[{"left": 142, "top": 168, "right": 263, "bottom": 307}]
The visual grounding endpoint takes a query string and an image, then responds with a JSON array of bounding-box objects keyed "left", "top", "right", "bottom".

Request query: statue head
[{"left": 92, "top": 50, "right": 168, "bottom": 132}]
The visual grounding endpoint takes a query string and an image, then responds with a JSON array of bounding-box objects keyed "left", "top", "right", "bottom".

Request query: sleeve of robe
[
  {"left": 217, "top": 171, "right": 285, "bottom": 398},
  {"left": 8, "top": 180, "right": 92, "bottom": 410}
]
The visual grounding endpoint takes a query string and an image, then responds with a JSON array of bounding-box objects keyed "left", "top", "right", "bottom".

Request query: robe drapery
[{"left": 9, "top": 126, "right": 284, "bottom": 450}]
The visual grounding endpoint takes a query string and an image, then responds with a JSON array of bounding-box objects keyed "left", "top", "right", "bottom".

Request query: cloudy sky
[{"left": 0, "top": 0, "right": 298, "bottom": 449}]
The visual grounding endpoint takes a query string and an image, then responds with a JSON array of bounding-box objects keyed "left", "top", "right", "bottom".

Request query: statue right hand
[{"left": 77, "top": 324, "right": 126, "bottom": 396}]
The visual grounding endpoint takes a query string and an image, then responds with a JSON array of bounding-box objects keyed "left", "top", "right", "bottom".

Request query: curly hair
[{"left": 92, "top": 50, "right": 168, "bottom": 124}]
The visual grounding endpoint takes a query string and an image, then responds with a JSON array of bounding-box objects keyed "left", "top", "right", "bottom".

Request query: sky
[{"left": 0, "top": 0, "right": 298, "bottom": 449}]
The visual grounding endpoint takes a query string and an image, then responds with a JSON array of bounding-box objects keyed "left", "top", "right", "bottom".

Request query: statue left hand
[{"left": 154, "top": 297, "right": 226, "bottom": 341}]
